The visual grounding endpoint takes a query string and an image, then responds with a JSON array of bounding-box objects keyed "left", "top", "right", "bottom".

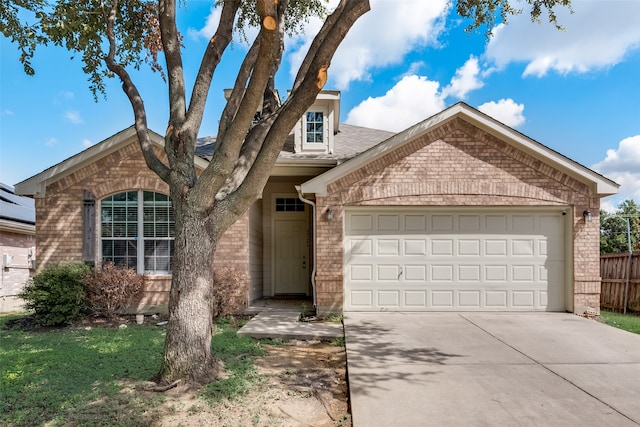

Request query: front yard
[{"left": 0, "top": 315, "right": 349, "bottom": 427}]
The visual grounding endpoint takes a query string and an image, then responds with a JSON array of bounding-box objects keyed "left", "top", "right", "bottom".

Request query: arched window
[{"left": 100, "top": 191, "right": 174, "bottom": 274}]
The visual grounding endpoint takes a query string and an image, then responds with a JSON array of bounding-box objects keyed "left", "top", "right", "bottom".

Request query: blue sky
[{"left": 1, "top": 0, "right": 639, "bottom": 211}]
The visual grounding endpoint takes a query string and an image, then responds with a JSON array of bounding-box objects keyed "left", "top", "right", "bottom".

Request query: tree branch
[
  {"left": 158, "top": 0, "right": 186, "bottom": 127},
  {"left": 193, "top": 0, "right": 282, "bottom": 205},
  {"left": 103, "top": 0, "right": 170, "bottom": 183},
  {"left": 183, "top": 0, "right": 241, "bottom": 140},
  {"left": 227, "top": 0, "right": 370, "bottom": 209}
]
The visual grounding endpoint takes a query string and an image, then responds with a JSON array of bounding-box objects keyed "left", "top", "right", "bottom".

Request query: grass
[
  {"left": 0, "top": 314, "right": 264, "bottom": 427},
  {"left": 600, "top": 311, "right": 640, "bottom": 335}
]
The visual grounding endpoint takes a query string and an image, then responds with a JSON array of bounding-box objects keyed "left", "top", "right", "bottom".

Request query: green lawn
[
  {"left": 600, "top": 311, "right": 640, "bottom": 335},
  {"left": 0, "top": 315, "right": 262, "bottom": 427}
]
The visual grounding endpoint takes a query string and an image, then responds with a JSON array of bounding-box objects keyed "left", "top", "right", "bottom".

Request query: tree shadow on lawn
[
  {"left": 0, "top": 321, "right": 166, "bottom": 427},
  {"left": 344, "top": 318, "right": 464, "bottom": 397}
]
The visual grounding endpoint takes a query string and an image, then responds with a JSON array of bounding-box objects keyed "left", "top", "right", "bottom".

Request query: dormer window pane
[{"left": 306, "top": 111, "right": 324, "bottom": 143}]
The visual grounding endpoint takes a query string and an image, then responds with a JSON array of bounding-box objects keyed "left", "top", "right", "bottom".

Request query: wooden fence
[{"left": 600, "top": 252, "right": 640, "bottom": 313}]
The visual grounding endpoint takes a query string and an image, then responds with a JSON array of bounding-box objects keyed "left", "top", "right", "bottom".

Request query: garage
[{"left": 344, "top": 208, "right": 566, "bottom": 312}]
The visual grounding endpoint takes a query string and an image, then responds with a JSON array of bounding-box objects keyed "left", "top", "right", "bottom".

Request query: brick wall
[
  {"left": 36, "top": 139, "right": 251, "bottom": 312},
  {"left": 314, "top": 118, "right": 598, "bottom": 315},
  {"left": 0, "top": 230, "right": 35, "bottom": 312}
]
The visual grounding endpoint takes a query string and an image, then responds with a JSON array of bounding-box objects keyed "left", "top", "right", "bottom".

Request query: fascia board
[
  {"left": 301, "top": 103, "right": 619, "bottom": 197},
  {"left": 0, "top": 219, "right": 36, "bottom": 235}
]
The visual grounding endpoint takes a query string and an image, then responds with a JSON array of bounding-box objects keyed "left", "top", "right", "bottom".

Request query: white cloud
[
  {"left": 288, "top": 0, "right": 450, "bottom": 89},
  {"left": 477, "top": 99, "right": 525, "bottom": 127},
  {"left": 1, "top": 109, "right": 13, "bottom": 116},
  {"left": 188, "top": 5, "right": 256, "bottom": 46},
  {"left": 346, "top": 55, "right": 492, "bottom": 132},
  {"left": 485, "top": 1, "right": 640, "bottom": 76},
  {"left": 82, "top": 139, "right": 93, "bottom": 148},
  {"left": 592, "top": 135, "right": 640, "bottom": 208},
  {"left": 45, "top": 138, "right": 58, "bottom": 147},
  {"left": 65, "top": 111, "right": 83, "bottom": 124},
  {"left": 442, "top": 56, "right": 483, "bottom": 99},
  {"left": 188, "top": 6, "right": 222, "bottom": 40},
  {"left": 346, "top": 75, "right": 445, "bottom": 132}
]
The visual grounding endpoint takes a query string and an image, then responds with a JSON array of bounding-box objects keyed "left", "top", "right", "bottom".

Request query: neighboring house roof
[
  {"left": 0, "top": 182, "right": 35, "bottom": 234},
  {"left": 301, "top": 102, "right": 620, "bottom": 197}
]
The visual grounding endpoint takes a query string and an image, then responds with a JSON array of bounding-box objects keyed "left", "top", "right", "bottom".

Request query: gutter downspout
[{"left": 296, "top": 185, "right": 317, "bottom": 311}]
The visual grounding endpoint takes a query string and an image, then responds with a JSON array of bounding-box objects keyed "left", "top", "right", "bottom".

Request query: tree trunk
[{"left": 157, "top": 199, "right": 219, "bottom": 384}]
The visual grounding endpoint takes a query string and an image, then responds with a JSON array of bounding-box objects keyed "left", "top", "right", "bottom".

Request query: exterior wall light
[
  {"left": 583, "top": 209, "right": 592, "bottom": 223},
  {"left": 326, "top": 207, "right": 334, "bottom": 221}
]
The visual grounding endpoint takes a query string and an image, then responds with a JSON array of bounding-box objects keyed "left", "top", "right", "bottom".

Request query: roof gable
[
  {"left": 15, "top": 126, "right": 209, "bottom": 197},
  {"left": 301, "top": 102, "right": 619, "bottom": 197}
]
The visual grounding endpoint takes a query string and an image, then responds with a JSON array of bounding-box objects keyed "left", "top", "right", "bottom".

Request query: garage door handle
[{"left": 398, "top": 267, "right": 403, "bottom": 279}]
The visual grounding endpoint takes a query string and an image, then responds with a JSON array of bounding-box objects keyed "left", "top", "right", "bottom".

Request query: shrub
[
  {"left": 19, "top": 262, "right": 91, "bottom": 326},
  {"left": 82, "top": 263, "right": 145, "bottom": 318},
  {"left": 212, "top": 267, "right": 248, "bottom": 318}
]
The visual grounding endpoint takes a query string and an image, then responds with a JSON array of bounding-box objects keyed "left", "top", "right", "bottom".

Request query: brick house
[
  {"left": 16, "top": 95, "right": 618, "bottom": 316},
  {"left": 0, "top": 183, "right": 36, "bottom": 312}
]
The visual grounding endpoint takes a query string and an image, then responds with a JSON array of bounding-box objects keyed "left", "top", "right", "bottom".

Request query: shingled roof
[{"left": 194, "top": 123, "right": 395, "bottom": 162}]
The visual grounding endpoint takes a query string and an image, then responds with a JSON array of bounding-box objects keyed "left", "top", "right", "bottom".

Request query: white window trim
[
  {"left": 301, "top": 106, "right": 330, "bottom": 152},
  {"left": 98, "top": 190, "right": 174, "bottom": 276}
]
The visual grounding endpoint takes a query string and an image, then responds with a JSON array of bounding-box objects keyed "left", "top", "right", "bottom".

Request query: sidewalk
[{"left": 238, "top": 299, "right": 343, "bottom": 340}]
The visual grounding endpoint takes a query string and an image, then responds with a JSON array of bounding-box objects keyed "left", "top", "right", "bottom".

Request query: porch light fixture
[
  {"left": 326, "top": 207, "right": 334, "bottom": 221},
  {"left": 583, "top": 209, "right": 592, "bottom": 223}
]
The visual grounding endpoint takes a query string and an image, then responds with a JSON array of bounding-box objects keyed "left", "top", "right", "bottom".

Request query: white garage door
[{"left": 344, "top": 209, "right": 565, "bottom": 312}]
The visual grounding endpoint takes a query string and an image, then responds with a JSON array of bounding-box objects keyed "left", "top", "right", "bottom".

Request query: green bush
[{"left": 19, "top": 262, "right": 91, "bottom": 326}]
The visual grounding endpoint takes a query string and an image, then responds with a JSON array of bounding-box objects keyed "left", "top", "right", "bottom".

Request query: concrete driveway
[{"left": 344, "top": 313, "right": 640, "bottom": 426}]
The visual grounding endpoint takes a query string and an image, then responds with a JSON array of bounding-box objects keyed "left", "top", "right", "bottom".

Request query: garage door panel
[
  {"left": 405, "top": 265, "right": 426, "bottom": 281},
  {"left": 459, "top": 291, "right": 481, "bottom": 307},
  {"left": 349, "top": 239, "right": 372, "bottom": 255},
  {"left": 405, "top": 290, "right": 427, "bottom": 307},
  {"left": 404, "top": 239, "right": 427, "bottom": 255},
  {"left": 377, "top": 239, "right": 400, "bottom": 255},
  {"left": 378, "top": 265, "right": 401, "bottom": 281},
  {"left": 432, "top": 239, "right": 454, "bottom": 255},
  {"left": 458, "top": 265, "right": 481, "bottom": 282},
  {"left": 405, "top": 214, "right": 427, "bottom": 231},
  {"left": 377, "top": 215, "right": 400, "bottom": 231},
  {"left": 458, "top": 239, "right": 481, "bottom": 255},
  {"left": 344, "top": 210, "right": 565, "bottom": 312},
  {"left": 378, "top": 291, "right": 400, "bottom": 307},
  {"left": 485, "top": 291, "right": 508, "bottom": 308},
  {"left": 350, "top": 264, "right": 373, "bottom": 281},
  {"left": 350, "top": 290, "right": 373, "bottom": 307},
  {"left": 432, "top": 291, "right": 454, "bottom": 307}
]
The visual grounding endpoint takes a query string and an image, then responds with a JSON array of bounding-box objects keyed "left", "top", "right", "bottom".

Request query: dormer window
[
  {"left": 306, "top": 111, "right": 325, "bottom": 144},
  {"left": 293, "top": 90, "right": 340, "bottom": 154}
]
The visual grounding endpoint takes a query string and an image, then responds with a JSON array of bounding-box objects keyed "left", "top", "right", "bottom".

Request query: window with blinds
[{"left": 101, "top": 191, "right": 174, "bottom": 274}]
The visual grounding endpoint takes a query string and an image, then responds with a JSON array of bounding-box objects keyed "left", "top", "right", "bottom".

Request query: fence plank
[{"left": 600, "top": 252, "right": 640, "bottom": 312}]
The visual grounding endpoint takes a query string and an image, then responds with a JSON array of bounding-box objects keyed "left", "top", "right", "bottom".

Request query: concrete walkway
[
  {"left": 344, "top": 313, "right": 640, "bottom": 427},
  {"left": 238, "top": 300, "right": 343, "bottom": 340}
]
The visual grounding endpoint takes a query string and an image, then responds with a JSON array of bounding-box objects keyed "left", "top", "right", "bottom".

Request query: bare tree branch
[
  {"left": 159, "top": 0, "right": 186, "bottom": 127},
  {"left": 103, "top": 0, "right": 170, "bottom": 183},
  {"left": 227, "top": 0, "right": 371, "bottom": 210},
  {"left": 183, "top": 0, "right": 242, "bottom": 140},
  {"left": 193, "top": 0, "right": 282, "bottom": 205}
]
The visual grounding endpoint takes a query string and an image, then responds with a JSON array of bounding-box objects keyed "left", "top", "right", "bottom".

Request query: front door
[{"left": 275, "top": 219, "right": 309, "bottom": 294}]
